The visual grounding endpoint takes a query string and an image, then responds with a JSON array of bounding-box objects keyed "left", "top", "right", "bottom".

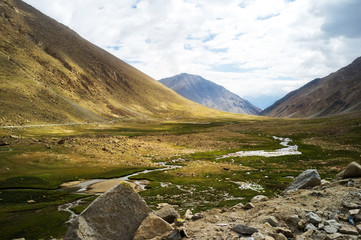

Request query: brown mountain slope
[
  {"left": 0, "top": 0, "right": 225, "bottom": 126},
  {"left": 261, "top": 57, "right": 361, "bottom": 118}
]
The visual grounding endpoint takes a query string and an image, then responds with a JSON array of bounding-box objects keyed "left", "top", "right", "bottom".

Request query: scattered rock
[
  {"left": 324, "top": 220, "right": 342, "bottom": 234},
  {"left": 155, "top": 204, "right": 180, "bottom": 224},
  {"left": 297, "top": 220, "right": 307, "bottom": 230},
  {"left": 339, "top": 225, "right": 359, "bottom": 235},
  {"left": 166, "top": 229, "right": 182, "bottom": 240},
  {"left": 356, "top": 224, "right": 361, "bottom": 234},
  {"left": 264, "top": 216, "right": 278, "bottom": 227},
  {"left": 174, "top": 218, "right": 186, "bottom": 227},
  {"left": 349, "top": 209, "right": 360, "bottom": 215},
  {"left": 275, "top": 227, "right": 294, "bottom": 238},
  {"left": 244, "top": 202, "right": 255, "bottom": 209},
  {"left": 295, "top": 229, "right": 313, "bottom": 240},
  {"left": 191, "top": 213, "right": 204, "bottom": 221},
  {"left": 252, "top": 232, "right": 265, "bottom": 240},
  {"left": 325, "top": 233, "right": 343, "bottom": 240},
  {"left": 58, "top": 139, "right": 66, "bottom": 144},
  {"left": 65, "top": 183, "right": 152, "bottom": 240},
  {"left": 270, "top": 233, "right": 287, "bottom": 240},
  {"left": 342, "top": 201, "right": 361, "bottom": 209},
  {"left": 306, "top": 212, "right": 322, "bottom": 225},
  {"left": 231, "top": 224, "right": 258, "bottom": 235},
  {"left": 283, "top": 169, "right": 321, "bottom": 193},
  {"left": 27, "top": 200, "right": 35, "bottom": 204},
  {"left": 133, "top": 213, "right": 173, "bottom": 240},
  {"left": 251, "top": 195, "right": 269, "bottom": 203},
  {"left": 184, "top": 209, "right": 193, "bottom": 220},
  {"left": 0, "top": 141, "right": 10, "bottom": 146},
  {"left": 305, "top": 223, "right": 317, "bottom": 231},
  {"left": 339, "top": 162, "right": 361, "bottom": 178},
  {"left": 10, "top": 135, "right": 19, "bottom": 139}
]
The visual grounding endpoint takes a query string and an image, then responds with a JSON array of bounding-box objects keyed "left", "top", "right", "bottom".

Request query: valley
[{"left": 1, "top": 113, "right": 360, "bottom": 239}]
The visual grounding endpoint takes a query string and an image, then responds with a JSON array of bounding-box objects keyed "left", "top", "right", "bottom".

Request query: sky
[{"left": 23, "top": 0, "right": 361, "bottom": 109}]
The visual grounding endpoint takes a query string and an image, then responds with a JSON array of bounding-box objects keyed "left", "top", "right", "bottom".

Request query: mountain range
[
  {"left": 159, "top": 73, "right": 261, "bottom": 115},
  {"left": 0, "top": 0, "right": 225, "bottom": 126},
  {"left": 261, "top": 57, "right": 361, "bottom": 118}
]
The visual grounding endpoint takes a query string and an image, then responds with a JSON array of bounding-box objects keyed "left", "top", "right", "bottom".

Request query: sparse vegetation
[{"left": 0, "top": 113, "right": 360, "bottom": 239}]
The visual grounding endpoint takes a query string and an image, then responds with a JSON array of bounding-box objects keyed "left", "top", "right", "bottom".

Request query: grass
[{"left": 0, "top": 113, "right": 360, "bottom": 238}]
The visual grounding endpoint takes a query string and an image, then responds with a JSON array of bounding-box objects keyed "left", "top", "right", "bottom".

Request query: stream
[{"left": 58, "top": 136, "right": 302, "bottom": 223}]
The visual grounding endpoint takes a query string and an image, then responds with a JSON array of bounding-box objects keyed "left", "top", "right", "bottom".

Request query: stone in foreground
[
  {"left": 283, "top": 169, "right": 321, "bottom": 193},
  {"left": 65, "top": 183, "right": 152, "bottom": 240},
  {"left": 133, "top": 213, "right": 173, "bottom": 240},
  {"left": 155, "top": 204, "right": 180, "bottom": 224},
  {"left": 231, "top": 224, "right": 258, "bottom": 235}
]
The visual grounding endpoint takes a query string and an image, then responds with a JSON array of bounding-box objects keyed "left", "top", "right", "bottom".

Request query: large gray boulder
[
  {"left": 283, "top": 169, "right": 321, "bottom": 194},
  {"left": 65, "top": 183, "right": 152, "bottom": 240}
]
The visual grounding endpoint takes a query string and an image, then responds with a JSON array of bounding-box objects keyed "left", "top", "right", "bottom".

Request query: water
[{"left": 220, "top": 136, "right": 301, "bottom": 158}]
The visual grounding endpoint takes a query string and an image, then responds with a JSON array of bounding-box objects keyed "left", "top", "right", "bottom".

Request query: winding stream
[
  {"left": 58, "top": 136, "right": 302, "bottom": 222},
  {"left": 220, "top": 136, "right": 301, "bottom": 158}
]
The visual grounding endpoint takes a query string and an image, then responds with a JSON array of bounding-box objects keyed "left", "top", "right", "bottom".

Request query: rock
[
  {"left": 252, "top": 232, "right": 265, "bottom": 240},
  {"left": 191, "top": 213, "right": 204, "bottom": 221},
  {"left": 356, "top": 224, "right": 361, "bottom": 234},
  {"left": 184, "top": 209, "right": 193, "bottom": 220},
  {"left": 65, "top": 183, "right": 152, "bottom": 240},
  {"left": 349, "top": 209, "right": 360, "bottom": 215},
  {"left": 341, "top": 161, "right": 361, "bottom": 178},
  {"left": 324, "top": 220, "right": 342, "bottom": 234},
  {"left": 275, "top": 227, "right": 294, "bottom": 238},
  {"left": 251, "top": 195, "right": 269, "bottom": 203},
  {"left": 231, "top": 202, "right": 244, "bottom": 210},
  {"left": 27, "top": 200, "right": 35, "bottom": 204},
  {"left": 305, "top": 223, "right": 317, "bottom": 231},
  {"left": 133, "top": 213, "right": 173, "bottom": 240},
  {"left": 318, "top": 223, "right": 324, "bottom": 230},
  {"left": 306, "top": 212, "right": 322, "bottom": 225},
  {"left": 167, "top": 229, "right": 181, "bottom": 240},
  {"left": 298, "top": 220, "right": 307, "bottom": 230},
  {"left": 328, "top": 211, "right": 339, "bottom": 220},
  {"left": 283, "top": 169, "right": 321, "bottom": 193},
  {"left": 325, "top": 233, "right": 343, "bottom": 240},
  {"left": 295, "top": 229, "right": 313, "bottom": 240},
  {"left": 231, "top": 224, "right": 258, "bottom": 235},
  {"left": 264, "top": 216, "right": 278, "bottom": 227},
  {"left": 264, "top": 237, "right": 275, "bottom": 240},
  {"left": 270, "top": 233, "right": 287, "bottom": 240},
  {"left": 287, "top": 214, "right": 300, "bottom": 225},
  {"left": 244, "top": 202, "right": 255, "bottom": 209},
  {"left": 0, "top": 141, "right": 10, "bottom": 146},
  {"left": 342, "top": 201, "right": 361, "bottom": 209},
  {"left": 339, "top": 225, "right": 359, "bottom": 235},
  {"left": 155, "top": 205, "right": 180, "bottom": 224}
]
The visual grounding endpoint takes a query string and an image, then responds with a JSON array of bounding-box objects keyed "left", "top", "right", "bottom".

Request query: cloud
[{"left": 23, "top": 0, "right": 361, "bottom": 108}]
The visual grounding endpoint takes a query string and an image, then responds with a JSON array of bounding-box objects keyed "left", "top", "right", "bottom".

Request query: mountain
[
  {"left": 159, "top": 73, "right": 261, "bottom": 115},
  {"left": 0, "top": 0, "right": 224, "bottom": 126},
  {"left": 261, "top": 57, "right": 361, "bottom": 118}
]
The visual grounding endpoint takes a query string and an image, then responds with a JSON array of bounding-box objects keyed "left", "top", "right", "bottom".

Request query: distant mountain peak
[{"left": 159, "top": 73, "right": 261, "bottom": 115}]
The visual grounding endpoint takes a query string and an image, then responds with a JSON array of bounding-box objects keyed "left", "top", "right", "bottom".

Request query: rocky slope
[
  {"left": 0, "top": 0, "right": 222, "bottom": 126},
  {"left": 159, "top": 73, "right": 261, "bottom": 115},
  {"left": 261, "top": 57, "right": 361, "bottom": 118}
]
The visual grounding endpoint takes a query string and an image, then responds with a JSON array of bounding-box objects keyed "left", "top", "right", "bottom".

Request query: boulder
[
  {"left": 338, "top": 162, "right": 361, "bottom": 178},
  {"left": 305, "top": 212, "right": 322, "bottom": 225},
  {"left": 155, "top": 204, "right": 180, "bottom": 224},
  {"left": 231, "top": 224, "right": 258, "bottom": 235},
  {"left": 65, "top": 183, "right": 152, "bottom": 240},
  {"left": 133, "top": 213, "right": 173, "bottom": 240},
  {"left": 339, "top": 225, "right": 359, "bottom": 235},
  {"left": 283, "top": 169, "right": 321, "bottom": 193},
  {"left": 264, "top": 216, "right": 278, "bottom": 227},
  {"left": 251, "top": 195, "right": 269, "bottom": 203}
]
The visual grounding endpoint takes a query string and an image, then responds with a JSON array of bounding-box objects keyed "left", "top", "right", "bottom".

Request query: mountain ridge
[
  {"left": 261, "top": 57, "right": 361, "bottom": 118},
  {"left": 159, "top": 73, "right": 261, "bottom": 115},
  {"left": 0, "top": 0, "right": 228, "bottom": 126}
]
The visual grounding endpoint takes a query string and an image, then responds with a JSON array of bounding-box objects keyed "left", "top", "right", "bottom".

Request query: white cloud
[{"left": 23, "top": 0, "right": 361, "bottom": 108}]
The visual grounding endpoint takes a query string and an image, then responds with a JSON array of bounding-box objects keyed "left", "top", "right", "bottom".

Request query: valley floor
[{"left": 0, "top": 113, "right": 360, "bottom": 239}]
